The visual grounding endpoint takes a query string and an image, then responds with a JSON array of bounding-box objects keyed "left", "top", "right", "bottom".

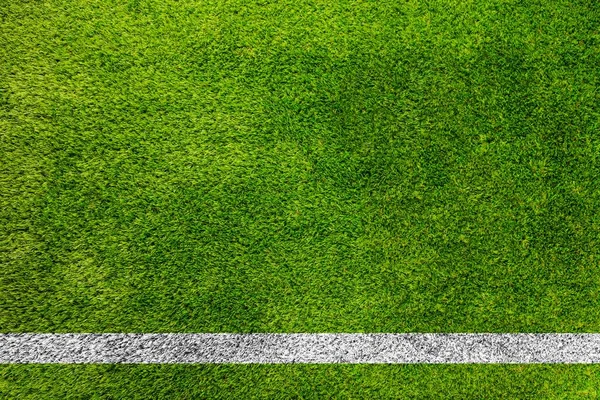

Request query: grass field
[{"left": 2, "top": 0, "right": 600, "bottom": 397}]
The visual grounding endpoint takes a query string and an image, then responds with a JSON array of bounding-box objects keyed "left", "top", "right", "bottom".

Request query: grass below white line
[{"left": 2, "top": 334, "right": 600, "bottom": 364}]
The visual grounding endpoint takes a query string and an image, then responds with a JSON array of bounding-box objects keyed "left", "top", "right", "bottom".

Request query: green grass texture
[
  {"left": 1, "top": 364, "right": 599, "bottom": 399},
  {"left": 2, "top": 0, "right": 600, "bottom": 334},
  {"left": 3, "top": 0, "right": 600, "bottom": 397}
]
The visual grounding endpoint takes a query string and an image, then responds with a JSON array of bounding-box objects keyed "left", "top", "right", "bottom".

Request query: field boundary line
[{"left": 2, "top": 333, "right": 600, "bottom": 364}]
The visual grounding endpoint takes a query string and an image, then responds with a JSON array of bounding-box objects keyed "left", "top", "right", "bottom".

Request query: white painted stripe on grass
[{"left": 2, "top": 334, "right": 600, "bottom": 364}]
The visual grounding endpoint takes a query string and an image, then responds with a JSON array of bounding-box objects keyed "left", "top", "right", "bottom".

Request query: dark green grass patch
[
  {"left": 2, "top": 0, "right": 600, "bottom": 334},
  {"left": 1, "top": 364, "right": 600, "bottom": 399}
]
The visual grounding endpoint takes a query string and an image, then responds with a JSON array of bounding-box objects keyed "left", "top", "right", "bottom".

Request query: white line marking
[{"left": 2, "top": 334, "right": 600, "bottom": 364}]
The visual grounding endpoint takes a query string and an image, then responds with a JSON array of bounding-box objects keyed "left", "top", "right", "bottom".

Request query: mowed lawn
[{"left": 2, "top": 0, "right": 600, "bottom": 397}]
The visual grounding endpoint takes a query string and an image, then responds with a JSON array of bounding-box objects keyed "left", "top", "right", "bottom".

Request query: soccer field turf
[{"left": 2, "top": 0, "right": 600, "bottom": 397}]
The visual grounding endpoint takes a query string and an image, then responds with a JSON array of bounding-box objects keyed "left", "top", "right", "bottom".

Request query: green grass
[
  {"left": 1, "top": 364, "right": 600, "bottom": 399},
  {"left": 2, "top": 0, "right": 600, "bottom": 396}
]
